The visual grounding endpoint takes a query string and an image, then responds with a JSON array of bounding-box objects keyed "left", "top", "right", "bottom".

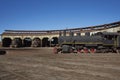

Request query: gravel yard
[{"left": 0, "top": 48, "right": 120, "bottom": 80}]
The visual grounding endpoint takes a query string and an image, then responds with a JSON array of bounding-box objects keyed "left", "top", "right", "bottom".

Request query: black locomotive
[{"left": 57, "top": 31, "right": 120, "bottom": 53}]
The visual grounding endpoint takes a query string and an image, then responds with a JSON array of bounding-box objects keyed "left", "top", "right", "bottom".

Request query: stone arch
[
  {"left": 23, "top": 37, "right": 32, "bottom": 47},
  {"left": 32, "top": 37, "right": 41, "bottom": 47},
  {"left": 2, "top": 37, "right": 12, "bottom": 47},
  {"left": 51, "top": 37, "right": 58, "bottom": 47},
  {"left": 42, "top": 37, "right": 49, "bottom": 47},
  {"left": 12, "top": 38, "right": 23, "bottom": 47}
]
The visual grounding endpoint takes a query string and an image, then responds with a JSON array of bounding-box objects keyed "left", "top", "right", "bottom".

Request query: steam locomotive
[{"left": 57, "top": 31, "right": 120, "bottom": 53}]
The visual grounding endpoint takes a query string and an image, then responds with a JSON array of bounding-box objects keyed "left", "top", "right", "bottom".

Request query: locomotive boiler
[{"left": 57, "top": 31, "right": 120, "bottom": 53}]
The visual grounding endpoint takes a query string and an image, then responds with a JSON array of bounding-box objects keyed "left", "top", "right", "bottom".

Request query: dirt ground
[{"left": 0, "top": 48, "right": 120, "bottom": 80}]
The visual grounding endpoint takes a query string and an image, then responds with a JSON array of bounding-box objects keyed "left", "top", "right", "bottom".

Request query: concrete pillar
[
  {"left": 10, "top": 39, "right": 16, "bottom": 48},
  {"left": 41, "top": 38, "right": 42, "bottom": 47},
  {"left": 59, "top": 31, "right": 62, "bottom": 36},
  {"left": 69, "top": 31, "right": 74, "bottom": 36},
  {"left": 77, "top": 33, "right": 81, "bottom": 36}
]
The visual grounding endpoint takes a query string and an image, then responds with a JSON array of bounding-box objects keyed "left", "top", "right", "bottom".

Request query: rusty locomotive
[{"left": 57, "top": 31, "right": 120, "bottom": 53}]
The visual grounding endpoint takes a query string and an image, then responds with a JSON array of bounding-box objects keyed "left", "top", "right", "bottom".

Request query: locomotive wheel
[
  {"left": 83, "top": 48, "right": 89, "bottom": 53},
  {"left": 89, "top": 48, "right": 96, "bottom": 53},
  {"left": 101, "top": 49, "right": 106, "bottom": 53},
  {"left": 116, "top": 49, "right": 120, "bottom": 54},
  {"left": 77, "top": 49, "right": 82, "bottom": 53},
  {"left": 70, "top": 49, "right": 73, "bottom": 53},
  {"left": 0, "top": 50, "right": 6, "bottom": 55}
]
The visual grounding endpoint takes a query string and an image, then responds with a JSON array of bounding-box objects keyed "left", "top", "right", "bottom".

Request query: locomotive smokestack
[
  {"left": 63, "top": 30, "right": 66, "bottom": 36},
  {"left": 59, "top": 31, "right": 62, "bottom": 37},
  {"left": 71, "top": 32, "right": 74, "bottom": 36},
  {"left": 69, "top": 31, "right": 74, "bottom": 36}
]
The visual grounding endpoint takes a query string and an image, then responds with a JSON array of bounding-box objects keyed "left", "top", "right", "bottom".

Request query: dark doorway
[
  {"left": 32, "top": 38, "right": 41, "bottom": 47},
  {"left": 42, "top": 37, "right": 49, "bottom": 47},
  {"left": 2, "top": 38, "right": 12, "bottom": 47},
  {"left": 23, "top": 38, "right": 32, "bottom": 47},
  {"left": 13, "top": 38, "right": 22, "bottom": 47},
  {"left": 51, "top": 37, "right": 58, "bottom": 46}
]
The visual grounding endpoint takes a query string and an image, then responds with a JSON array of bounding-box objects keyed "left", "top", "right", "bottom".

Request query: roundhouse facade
[{"left": 1, "top": 21, "right": 120, "bottom": 47}]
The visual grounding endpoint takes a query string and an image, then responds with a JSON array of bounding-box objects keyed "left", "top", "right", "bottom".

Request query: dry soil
[{"left": 0, "top": 48, "right": 120, "bottom": 80}]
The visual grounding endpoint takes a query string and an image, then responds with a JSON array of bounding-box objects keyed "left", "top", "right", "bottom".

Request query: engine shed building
[{"left": 1, "top": 21, "right": 120, "bottom": 47}]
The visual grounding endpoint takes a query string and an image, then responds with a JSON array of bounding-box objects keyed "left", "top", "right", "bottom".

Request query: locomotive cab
[{"left": 101, "top": 32, "right": 119, "bottom": 48}]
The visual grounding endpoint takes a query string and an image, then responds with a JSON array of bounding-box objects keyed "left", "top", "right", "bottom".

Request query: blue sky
[{"left": 0, "top": 0, "right": 120, "bottom": 34}]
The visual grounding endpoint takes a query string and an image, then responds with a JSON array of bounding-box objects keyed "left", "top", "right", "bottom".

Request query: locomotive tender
[{"left": 57, "top": 31, "right": 120, "bottom": 53}]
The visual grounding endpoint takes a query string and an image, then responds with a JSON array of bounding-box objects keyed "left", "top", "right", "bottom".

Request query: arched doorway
[
  {"left": 51, "top": 37, "right": 58, "bottom": 47},
  {"left": 2, "top": 38, "right": 12, "bottom": 47},
  {"left": 42, "top": 37, "right": 49, "bottom": 47},
  {"left": 23, "top": 38, "right": 32, "bottom": 47},
  {"left": 13, "top": 38, "right": 22, "bottom": 47},
  {"left": 32, "top": 38, "right": 41, "bottom": 47}
]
